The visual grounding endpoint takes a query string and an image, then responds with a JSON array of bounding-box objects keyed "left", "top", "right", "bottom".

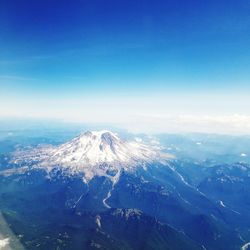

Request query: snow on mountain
[
  {"left": 12, "top": 130, "right": 173, "bottom": 182},
  {"left": 0, "top": 238, "right": 9, "bottom": 248}
]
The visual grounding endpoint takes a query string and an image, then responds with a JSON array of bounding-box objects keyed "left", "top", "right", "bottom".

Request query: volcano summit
[{"left": 12, "top": 130, "right": 172, "bottom": 182}]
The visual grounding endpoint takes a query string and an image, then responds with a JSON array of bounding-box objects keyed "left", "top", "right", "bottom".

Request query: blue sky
[{"left": 1, "top": 0, "right": 250, "bottom": 133}]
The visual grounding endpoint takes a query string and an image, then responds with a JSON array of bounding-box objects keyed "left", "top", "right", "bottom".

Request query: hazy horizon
[{"left": 1, "top": 0, "right": 250, "bottom": 134}]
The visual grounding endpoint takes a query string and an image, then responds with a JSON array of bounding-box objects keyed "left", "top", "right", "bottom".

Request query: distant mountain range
[{"left": 0, "top": 130, "right": 249, "bottom": 250}]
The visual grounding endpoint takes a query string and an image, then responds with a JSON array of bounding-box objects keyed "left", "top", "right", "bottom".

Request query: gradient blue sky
[{"left": 1, "top": 0, "right": 250, "bottom": 133}]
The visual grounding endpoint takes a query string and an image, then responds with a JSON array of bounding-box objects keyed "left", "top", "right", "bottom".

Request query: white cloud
[
  {"left": 121, "top": 114, "right": 250, "bottom": 134},
  {"left": 1, "top": 93, "right": 250, "bottom": 135}
]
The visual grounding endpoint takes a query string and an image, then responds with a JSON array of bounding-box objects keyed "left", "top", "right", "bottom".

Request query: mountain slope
[{"left": 0, "top": 130, "right": 247, "bottom": 249}]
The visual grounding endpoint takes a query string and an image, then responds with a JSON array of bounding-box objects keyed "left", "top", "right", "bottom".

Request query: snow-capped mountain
[
  {"left": 1, "top": 131, "right": 250, "bottom": 250},
  {"left": 12, "top": 130, "right": 172, "bottom": 182}
]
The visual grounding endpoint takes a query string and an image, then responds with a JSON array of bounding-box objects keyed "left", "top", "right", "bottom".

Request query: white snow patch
[
  {"left": 150, "top": 139, "right": 160, "bottom": 145},
  {"left": 103, "top": 170, "right": 121, "bottom": 208},
  {"left": 134, "top": 137, "right": 142, "bottom": 143},
  {"left": 0, "top": 238, "right": 9, "bottom": 249},
  {"left": 219, "top": 200, "right": 226, "bottom": 207},
  {"left": 241, "top": 153, "right": 247, "bottom": 157},
  {"left": 73, "top": 193, "right": 85, "bottom": 209},
  {"left": 242, "top": 242, "right": 250, "bottom": 250},
  {"left": 95, "top": 215, "right": 101, "bottom": 229}
]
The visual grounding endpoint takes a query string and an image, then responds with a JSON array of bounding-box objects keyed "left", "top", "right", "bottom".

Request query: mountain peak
[
  {"left": 78, "top": 130, "right": 119, "bottom": 148},
  {"left": 80, "top": 130, "right": 119, "bottom": 145},
  {"left": 82, "top": 130, "right": 115, "bottom": 137},
  {"left": 12, "top": 130, "right": 173, "bottom": 182}
]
